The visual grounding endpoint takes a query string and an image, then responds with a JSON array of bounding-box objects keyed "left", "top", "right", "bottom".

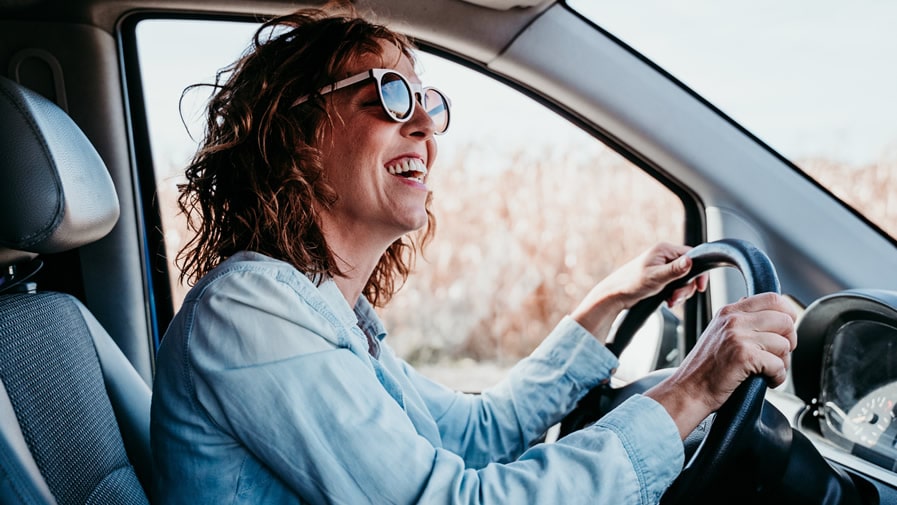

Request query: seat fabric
[{"left": 0, "top": 291, "right": 149, "bottom": 505}]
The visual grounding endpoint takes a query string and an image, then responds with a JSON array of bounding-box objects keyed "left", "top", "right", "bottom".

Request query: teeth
[{"left": 386, "top": 158, "right": 427, "bottom": 177}]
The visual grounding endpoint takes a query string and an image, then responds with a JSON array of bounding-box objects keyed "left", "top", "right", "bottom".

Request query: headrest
[{"left": 0, "top": 76, "right": 119, "bottom": 267}]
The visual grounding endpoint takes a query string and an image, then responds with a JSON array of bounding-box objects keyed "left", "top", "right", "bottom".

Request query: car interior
[
  {"left": 0, "top": 75, "right": 151, "bottom": 503},
  {"left": 2, "top": 0, "right": 897, "bottom": 503}
]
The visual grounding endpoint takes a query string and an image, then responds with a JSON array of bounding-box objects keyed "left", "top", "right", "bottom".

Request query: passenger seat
[{"left": 0, "top": 76, "right": 152, "bottom": 504}]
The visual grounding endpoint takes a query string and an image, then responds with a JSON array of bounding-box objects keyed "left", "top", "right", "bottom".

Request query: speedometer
[
  {"left": 796, "top": 292, "right": 897, "bottom": 472},
  {"left": 843, "top": 382, "right": 897, "bottom": 448}
]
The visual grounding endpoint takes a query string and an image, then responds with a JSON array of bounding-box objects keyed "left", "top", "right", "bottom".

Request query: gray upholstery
[
  {"left": 0, "top": 75, "right": 151, "bottom": 504},
  {"left": 0, "top": 380, "right": 58, "bottom": 504},
  {"left": 0, "top": 76, "right": 119, "bottom": 265},
  {"left": 0, "top": 294, "right": 150, "bottom": 505}
]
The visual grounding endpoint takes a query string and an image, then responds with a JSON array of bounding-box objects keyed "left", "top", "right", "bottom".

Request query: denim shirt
[{"left": 151, "top": 251, "right": 684, "bottom": 504}]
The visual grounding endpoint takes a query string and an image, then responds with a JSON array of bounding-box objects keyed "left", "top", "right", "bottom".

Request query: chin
[{"left": 403, "top": 212, "right": 429, "bottom": 235}]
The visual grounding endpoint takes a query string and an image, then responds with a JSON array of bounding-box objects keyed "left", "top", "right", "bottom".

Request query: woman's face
[{"left": 317, "top": 41, "right": 438, "bottom": 247}]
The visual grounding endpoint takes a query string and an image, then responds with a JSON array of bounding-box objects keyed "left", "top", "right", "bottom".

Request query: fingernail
[{"left": 675, "top": 256, "right": 688, "bottom": 270}]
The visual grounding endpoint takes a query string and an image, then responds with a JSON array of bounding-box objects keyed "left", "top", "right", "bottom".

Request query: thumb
[
  {"left": 661, "top": 254, "right": 692, "bottom": 281},
  {"left": 645, "top": 254, "right": 692, "bottom": 293}
]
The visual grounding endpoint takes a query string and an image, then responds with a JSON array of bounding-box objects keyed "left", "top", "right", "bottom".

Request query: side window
[{"left": 134, "top": 19, "right": 687, "bottom": 392}]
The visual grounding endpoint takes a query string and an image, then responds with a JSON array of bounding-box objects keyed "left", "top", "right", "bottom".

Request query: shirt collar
[
  {"left": 353, "top": 296, "right": 387, "bottom": 343},
  {"left": 315, "top": 277, "right": 359, "bottom": 327},
  {"left": 315, "top": 277, "right": 387, "bottom": 342}
]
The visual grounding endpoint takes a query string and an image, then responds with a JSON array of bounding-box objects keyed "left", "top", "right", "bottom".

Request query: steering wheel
[{"left": 560, "top": 238, "right": 780, "bottom": 503}]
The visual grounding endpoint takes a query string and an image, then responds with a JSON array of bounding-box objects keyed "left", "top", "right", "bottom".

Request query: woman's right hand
[
  {"left": 644, "top": 292, "right": 798, "bottom": 439},
  {"left": 571, "top": 242, "right": 707, "bottom": 344}
]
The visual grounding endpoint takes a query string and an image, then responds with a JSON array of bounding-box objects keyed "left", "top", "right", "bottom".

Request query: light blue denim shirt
[{"left": 151, "top": 251, "right": 684, "bottom": 504}]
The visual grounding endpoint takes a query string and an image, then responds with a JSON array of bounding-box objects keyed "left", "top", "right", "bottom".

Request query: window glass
[
  {"left": 569, "top": 0, "right": 897, "bottom": 240},
  {"left": 135, "top": 18, "right": 685, "bottom": 391}
]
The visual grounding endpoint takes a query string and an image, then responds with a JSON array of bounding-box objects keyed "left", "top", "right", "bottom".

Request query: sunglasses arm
[{"left": 291, "top": 70, "right": 375, "bottom": 108}]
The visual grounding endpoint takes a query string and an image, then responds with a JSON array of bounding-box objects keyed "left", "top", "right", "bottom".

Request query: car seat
[{"left": 0, "top": 75, "right": 152, "bottom": 504}]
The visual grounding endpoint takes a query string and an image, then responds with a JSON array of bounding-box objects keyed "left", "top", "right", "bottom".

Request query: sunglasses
[{"left": 291, "top": 68, "right": 451, "bottom": 135}]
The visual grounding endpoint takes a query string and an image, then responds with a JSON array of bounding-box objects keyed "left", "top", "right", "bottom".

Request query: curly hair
[{"left": 176, "top": 8, "right": 435, "bottom": 307}]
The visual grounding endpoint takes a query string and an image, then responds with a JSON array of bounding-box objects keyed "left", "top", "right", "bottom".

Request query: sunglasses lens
[
  {"left": 423, "top": 88, "right": 450, "bottom": 134},
  {"left": 380, "top": 72, "right": 413, "bottom": 120}
]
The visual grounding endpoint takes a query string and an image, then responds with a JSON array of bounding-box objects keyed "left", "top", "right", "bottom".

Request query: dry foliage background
[
  {"left": 378, "top": 144, "right": 684, "bottom": 368},
  {"left": 799, "top": 157, "right": 897, "bottom": 237},
  {"left": 157, "top": 147, "right": 897, "bottom": 390}
]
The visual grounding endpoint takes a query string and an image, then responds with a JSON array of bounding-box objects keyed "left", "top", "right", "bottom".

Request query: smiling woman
[
  {"left": 7, "top": 0, "right": 886, "bottom": 503},
  {"left": 143, "top": 10, "right": 800, "bottom": 504},
  {"left": 137, "top": 15, "right": 688, "bottom": 390}
]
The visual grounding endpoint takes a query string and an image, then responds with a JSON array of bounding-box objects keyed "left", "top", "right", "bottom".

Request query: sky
[{"left": 570, "top": 0, "right": 897, "bottom": 165}]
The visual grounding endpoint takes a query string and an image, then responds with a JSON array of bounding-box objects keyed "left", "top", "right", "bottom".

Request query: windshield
[{"left": 568, "top": 0, "right": 897, "bottom": 240}]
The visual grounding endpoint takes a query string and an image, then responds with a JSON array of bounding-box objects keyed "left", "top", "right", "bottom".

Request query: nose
[{"left": 401, "top": 94, "right": 437, "bottom": 139}]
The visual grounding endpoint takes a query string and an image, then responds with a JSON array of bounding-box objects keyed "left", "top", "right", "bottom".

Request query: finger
[
  {"left": 741, "top": 309, "right": 796, "bottom": 337},
  {"left": 666, "top": 272, "right": 710, "bottom": 306},
  {"left": 660, "top": 243, "right": 693, "bottom": 260},
  {"left": 755, "top": 351, "right": 788, "bottom": 388},
  {"left": 738, "top": 310, "right": 798, "bottom": 354},
  {"left": 696, "top": 273, "right": 709, "bottom": 292},
  {"left": 640, "top": 255, "right": 692, "bottom": 298},
  {"left": 658, "top": 254, "right": 693, "bottom": 283},
  {"left": 777, "top": 321, "right": 798, "bottom": 352},
  {"left": 734, "top": 293, "right": 798, "bottom": 322},
  {"left": 648, "top": 242, "right": 692, "bottom": 259},
  {"left": 667, "top": 282, "right": 698, "bottom": 307},
  {"left": 722, "top": 321, "right": 796, "bottom": 358},
  {"left": 752, "top": 330, "right": 793, "bottom": 359}
]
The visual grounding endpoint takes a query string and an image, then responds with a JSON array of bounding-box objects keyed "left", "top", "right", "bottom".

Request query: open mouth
[{"left": 386, "top": 158, "right": 428, "bottom": 184}]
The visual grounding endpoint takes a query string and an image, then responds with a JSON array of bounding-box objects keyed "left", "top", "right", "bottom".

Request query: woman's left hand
[{"left": 571, "top": 242, "right": 707, "bottom": 343}]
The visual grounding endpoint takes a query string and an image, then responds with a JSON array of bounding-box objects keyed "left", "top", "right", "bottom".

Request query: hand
[
  {"left": 571, "top": 242, "right": 708, "bottom": 342},
  {"left": 645, "top": 292, "right": 799, "bottom": 438}
]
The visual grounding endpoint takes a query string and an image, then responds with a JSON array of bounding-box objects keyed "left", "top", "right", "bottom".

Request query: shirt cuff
[
  {"left": 528, "top": 315, "right": 620, "bottom": 389},
  {"left": 595, "top": 394, "right": 685, "bottom": 504}
]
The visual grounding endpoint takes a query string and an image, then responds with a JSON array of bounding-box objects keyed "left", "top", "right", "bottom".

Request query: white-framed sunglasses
[{"left": 291, "top": 68, "right": 451, "bottom": 135}]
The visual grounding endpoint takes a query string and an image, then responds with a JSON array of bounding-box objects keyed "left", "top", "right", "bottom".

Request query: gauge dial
[{"left": 844, "top": 382, "right": 897, "bottom": 447}]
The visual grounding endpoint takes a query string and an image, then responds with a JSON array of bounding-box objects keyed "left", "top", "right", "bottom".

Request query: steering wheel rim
[{"left": 605, "top": 239, "right": 780, "bottom": 502}]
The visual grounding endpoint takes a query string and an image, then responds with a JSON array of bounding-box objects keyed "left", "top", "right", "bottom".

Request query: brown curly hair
[{"left": 176, "top": 8, "right": 435, "bottom": 307}]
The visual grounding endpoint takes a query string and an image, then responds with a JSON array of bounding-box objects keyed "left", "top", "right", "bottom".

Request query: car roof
[{"left": 0, "top": 0, "right": 551, "bottom": 63}]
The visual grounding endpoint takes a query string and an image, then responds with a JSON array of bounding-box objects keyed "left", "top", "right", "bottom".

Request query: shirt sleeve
[
  {"left": 188, "top": 270, "right": 684, "bottom": 504},
  {"left": 401, "top": 316, "right": 623, "bottom": 467}
]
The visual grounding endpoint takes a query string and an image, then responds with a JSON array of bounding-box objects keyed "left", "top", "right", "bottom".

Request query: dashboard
[{"left": 794, "top": 290, "right": 897, "bottom": 473}]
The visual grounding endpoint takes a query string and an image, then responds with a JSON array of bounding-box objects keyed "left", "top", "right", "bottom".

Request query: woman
[{"left": 150, "top": 8, "right": 797, "bottom": 504}]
